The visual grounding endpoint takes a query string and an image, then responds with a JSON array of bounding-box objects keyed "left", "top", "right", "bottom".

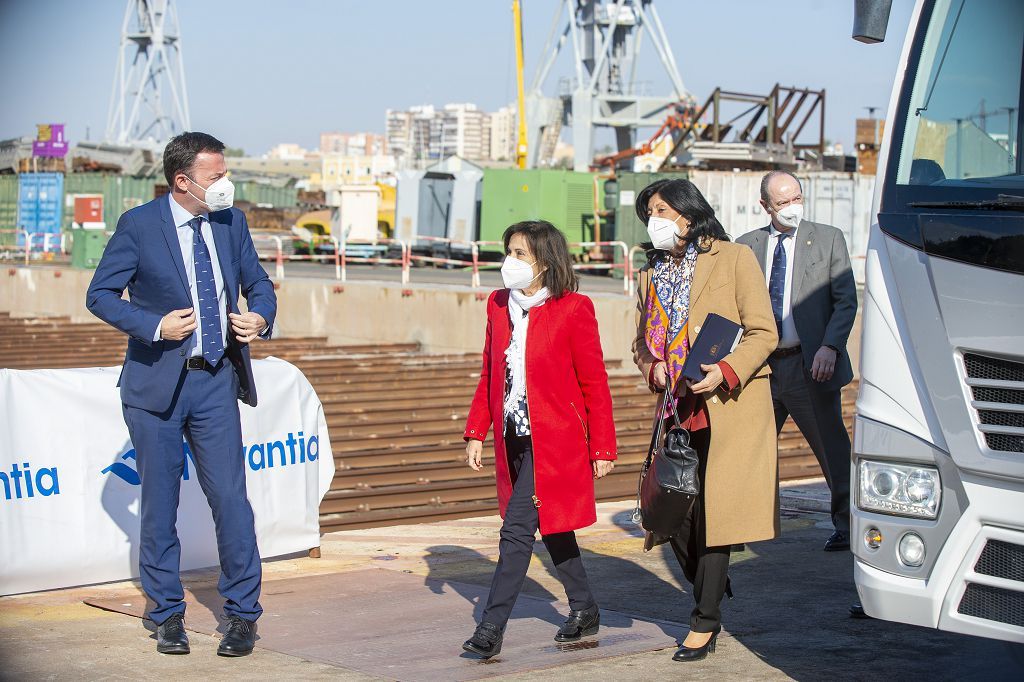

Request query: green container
[
  {"left": 63, "top": 174, "right": 158, "bottom": 231},
  {"left": 609, "top": 171, "right": 689, "bottom": 260},
  {"left": 70, "top": 229, "right": 108, "bottom": 269},
  {"left": 479, "top": 169, "right": 600, "bottom": 256},
  {"left": 233, "top": 181, "right": 298, "bottom": 208},
  {"left": 0, "top": 175, "right": 17, "bottom": 247}
]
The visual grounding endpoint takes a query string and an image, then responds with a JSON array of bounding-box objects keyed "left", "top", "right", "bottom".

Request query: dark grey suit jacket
[{"left": 735, "top": 220, "right": 858, "bottom": 391}]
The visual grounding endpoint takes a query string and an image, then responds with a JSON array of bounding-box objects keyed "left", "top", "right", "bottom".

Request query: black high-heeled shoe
[{"left": 672, "top": 626, "right": 721, "bottom": 662}]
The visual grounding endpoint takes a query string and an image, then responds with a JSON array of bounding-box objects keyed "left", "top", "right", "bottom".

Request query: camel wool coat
[{"left": 633, "top": 239, "right": 780, "bottom": 546}]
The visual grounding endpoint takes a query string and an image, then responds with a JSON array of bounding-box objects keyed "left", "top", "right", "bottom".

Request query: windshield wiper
[{"left": 910, "top": 194, "right": 1024, "bottom": 211}]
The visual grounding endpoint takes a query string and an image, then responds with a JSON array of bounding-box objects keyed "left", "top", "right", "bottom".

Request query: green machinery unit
[
  {"left": 70, "top": 228, "right": 107, "bottom": 269},
  {"left": 479, "top": 169, "right": 600, "bottom": 256}
]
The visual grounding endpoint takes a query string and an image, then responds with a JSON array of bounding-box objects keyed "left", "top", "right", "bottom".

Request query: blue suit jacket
[{"left": 86, "top": 196, "right": 278, "bottom": 413}]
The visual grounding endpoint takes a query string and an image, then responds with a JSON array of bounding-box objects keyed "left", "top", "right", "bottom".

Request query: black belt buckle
[{"left": 185, "top": 357, "right": 207, "bottom": 371}]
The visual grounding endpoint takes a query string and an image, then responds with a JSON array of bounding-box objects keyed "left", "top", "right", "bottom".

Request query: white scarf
[{"left": 503, "top": 287, "right": 551, "bottom": 420}]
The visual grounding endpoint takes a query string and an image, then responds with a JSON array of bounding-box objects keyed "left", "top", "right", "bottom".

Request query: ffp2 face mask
[
  {"left": 187, "top": 175, "right": 235, "bottom": 212},
  {"left": 647, "top": 215, "right": 683, "bottom": 250},
  {"left": 501, "top": 256, "right": 541, "bottom": 290}
]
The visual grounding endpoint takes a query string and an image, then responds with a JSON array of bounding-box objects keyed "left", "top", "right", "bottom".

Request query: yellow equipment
[{"left": 513, "top": 0, "right": 528, "bottom": 169}]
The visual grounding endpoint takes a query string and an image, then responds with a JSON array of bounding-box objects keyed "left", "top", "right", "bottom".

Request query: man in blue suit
[{"left": 87, "top": 132, "right": 277, "bottom": 657}]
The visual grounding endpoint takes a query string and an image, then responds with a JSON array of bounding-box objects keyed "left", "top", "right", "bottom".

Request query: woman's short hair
[
  {"left": 634, "top": 178, "right": 730, "bottom": 254},
  {"left": 502, "top": 220, "right": 578, "bottom": 298}
]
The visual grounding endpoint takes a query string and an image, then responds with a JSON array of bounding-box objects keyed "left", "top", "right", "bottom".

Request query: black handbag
[{"left": 634, "top": 380, "right": 700, "bottom": 536}]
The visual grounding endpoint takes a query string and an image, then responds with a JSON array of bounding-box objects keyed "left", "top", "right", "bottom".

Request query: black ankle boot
[
  {"left": 555, "top": 604, "right": 600, "bottom": 642},
  {"left": 672, "top": 626, "right": 721, "bottom": 662},
  {"left": 462, "top": 622, "right": 503, "bottom": 658}
]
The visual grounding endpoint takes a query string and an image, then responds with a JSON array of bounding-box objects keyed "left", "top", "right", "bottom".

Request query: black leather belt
[
  {"left": 770, "top": 345, "right": 802, "bottom": 359},
  {"left": 185, "top": 356, "right": 216, "bottom": 371}
]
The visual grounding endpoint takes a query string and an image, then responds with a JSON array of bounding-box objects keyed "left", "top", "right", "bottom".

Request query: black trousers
[
  {"left": 769, "top": 353, "right": 851, "bottom": 533},
  {"left": 480, "top": 431, "right": 596, "bottom": 629},
  {"left": 667, "top": 428, "right": 731, "bottom": 633}
]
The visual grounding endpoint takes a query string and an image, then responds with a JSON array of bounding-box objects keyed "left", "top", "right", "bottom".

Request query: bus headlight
[{"left": 857, "top": 461, "right": 940, "bottom": 519}]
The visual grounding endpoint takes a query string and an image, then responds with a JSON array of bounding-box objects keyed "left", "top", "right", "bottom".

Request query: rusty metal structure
[{"left": 660, "top": 84, "right": 827, "bottom": 171}]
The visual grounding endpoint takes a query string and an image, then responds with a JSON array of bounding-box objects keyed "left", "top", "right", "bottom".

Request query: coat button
[
  {"left": 711, "top": 396, "right": 719, "bottom": 404},
  {"left": 694, "top": 325, "right": 701, "bottom": 333}
]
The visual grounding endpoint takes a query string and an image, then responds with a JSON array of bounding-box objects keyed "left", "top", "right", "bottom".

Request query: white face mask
[
  {"left": 647, "top": 215, "right": 684, "bottom": 251},
  {"left": 186, "top": 175, "right": 235, "bottom": 212},
  {"left": 773, "top": 203, "right": 803, "bottom": 230},
  {"left": 501, "top": 256, "right": 541, "bottom": 290}
]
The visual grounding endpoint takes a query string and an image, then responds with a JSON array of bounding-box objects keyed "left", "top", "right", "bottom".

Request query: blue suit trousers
[{"left": 122, "top": 361, "right": 262, "bottom": 625}]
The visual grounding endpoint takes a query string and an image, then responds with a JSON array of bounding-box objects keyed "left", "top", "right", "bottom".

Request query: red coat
[{"left": 464, "top": 289, "right": 617, "bottom": 535}]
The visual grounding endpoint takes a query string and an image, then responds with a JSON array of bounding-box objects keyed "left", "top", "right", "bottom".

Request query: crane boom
[{"left": 512, "top": 0, "right": 528, "bottom": 169}]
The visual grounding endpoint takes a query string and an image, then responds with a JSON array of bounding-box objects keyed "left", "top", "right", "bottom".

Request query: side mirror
[{"left": 852, "top": 0, "right": 893, "bottom": 44}]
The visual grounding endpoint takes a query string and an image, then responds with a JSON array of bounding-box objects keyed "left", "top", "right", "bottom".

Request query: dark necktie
[
  {"left": 188, "top": 217, "right": 224, "bottom": 365},
  {"left": 769, "top": 233, "right": 788, "bottom": 337}
]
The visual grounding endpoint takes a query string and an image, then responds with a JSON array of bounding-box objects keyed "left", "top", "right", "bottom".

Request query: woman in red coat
[{"left": 461, "top": 220, "right": 618, "bottom": 658}]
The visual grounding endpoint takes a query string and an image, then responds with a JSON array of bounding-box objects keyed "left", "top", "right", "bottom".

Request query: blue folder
[{"left": 681, "top": 313, "right": 743, "bottom": 383}]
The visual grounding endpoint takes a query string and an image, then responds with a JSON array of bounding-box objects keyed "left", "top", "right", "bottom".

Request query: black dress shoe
[
  {"left": 554, "top": 604, "right": 600, "bottom": 642},
  {"left": 850, "top": 601, "right": 871, "bottom": 619},
  {"left": 156, "top": 612, "right": 190, "bottom": 655},
  {"left": 462, "top": 622, "right": 503, "bottom": 658},
  {"left": 217, "top": 615, "right": 257, "bottom": 657},
  {"left": 672, "top": 627, "right": 720, "bottom": 662},
  {"left": 824, "top": 530, "right": 850, "bottom": 552}
]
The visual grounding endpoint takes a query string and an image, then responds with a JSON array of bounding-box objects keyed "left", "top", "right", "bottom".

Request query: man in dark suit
[
  {"left": 736, "top": 170, "right": 858, "bottom": 552},
  {"left": 87, "top": 132, "right": 277, "bottom": 656}
]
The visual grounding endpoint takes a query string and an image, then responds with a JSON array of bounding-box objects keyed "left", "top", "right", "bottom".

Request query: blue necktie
[
  {"left": 188, "top": 217, "right": 224, "bottom": 365},
  {"left": 769, "top": 233, "right": 788, "bottom": 337}
]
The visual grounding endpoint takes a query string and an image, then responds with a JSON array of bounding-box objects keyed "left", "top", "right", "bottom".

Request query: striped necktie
[{"left": 188, "top": 217, "right": 224, "bottom": 365}]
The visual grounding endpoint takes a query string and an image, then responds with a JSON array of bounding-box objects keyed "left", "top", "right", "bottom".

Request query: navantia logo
[
  {"left": 245, "top": 431, "right": 318, "bottom": 471},
  {"left": 101, "top": 431, "right": 318, "bottom": 485},
  {"left": 1, "top": 462, "right": 60, "bottom": 501}
]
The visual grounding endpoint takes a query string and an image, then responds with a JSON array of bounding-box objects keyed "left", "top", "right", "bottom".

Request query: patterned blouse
[{"left": 504, "top": 360, "right": 531, "bottom": 437}]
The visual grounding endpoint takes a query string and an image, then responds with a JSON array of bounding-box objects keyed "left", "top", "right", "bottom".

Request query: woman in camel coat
[{"left": 632, "top": 178, "right": 778, "bottom": 662}]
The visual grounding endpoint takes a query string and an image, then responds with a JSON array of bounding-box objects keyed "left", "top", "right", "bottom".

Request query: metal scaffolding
[{"left": 105, "top": 0, "right": 191, "bottom": 148}]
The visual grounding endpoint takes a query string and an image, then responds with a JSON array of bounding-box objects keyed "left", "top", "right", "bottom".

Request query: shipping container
[
  {"left": 608, "top": 171, "right": 874, "bottom": 284},
  {"left": 62, "top": 174, "right": 157, "bottom": 231},
  {"left": 233, "top": 181, "right": 298, "bottom": 208},
  {"left": 479, "top": 169, "right": 599, "bottom": 257},
  {"left": 18, "top": 173, "right": 64, "bottom": 251},
  {"left": 0, "top": 175, "right": 17, "bottom": 248}
]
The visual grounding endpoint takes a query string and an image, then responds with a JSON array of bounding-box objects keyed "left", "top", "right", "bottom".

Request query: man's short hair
[
  {"left": 163, "top": 132, "right": 226, "bottom": 185},
  {"left": 760, "top": 170, "right": 802, "bottom": 204}
]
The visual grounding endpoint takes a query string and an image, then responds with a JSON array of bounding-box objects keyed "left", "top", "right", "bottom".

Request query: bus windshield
[{"left": 896, "top": 0, "right": 1024, "bottom": 188}]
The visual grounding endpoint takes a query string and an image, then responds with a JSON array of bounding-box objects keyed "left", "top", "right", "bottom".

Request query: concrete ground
[{"left": 1, "top": 481, "right": 1021, "bottom": 681}]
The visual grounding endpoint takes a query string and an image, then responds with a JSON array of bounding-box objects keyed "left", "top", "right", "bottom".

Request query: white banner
[{"left": 0, "top": 358, "right": 335, "bottom": 596}]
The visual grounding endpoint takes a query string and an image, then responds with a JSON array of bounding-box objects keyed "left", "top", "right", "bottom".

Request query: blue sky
[{"left": 0, "top": 0, "right": 915, "bottom": 156}]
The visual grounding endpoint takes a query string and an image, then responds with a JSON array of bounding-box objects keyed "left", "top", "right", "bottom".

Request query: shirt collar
[
  {"left": 167, "top": 193, "right": 210, "bottom": 229},
  {"left": 768, "top": 222, "right": 798, "bottom": 240}
]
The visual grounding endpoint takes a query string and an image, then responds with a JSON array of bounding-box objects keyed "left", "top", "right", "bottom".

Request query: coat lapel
[
  {"left": 209, "top": 211, "right": 237, "bottom": 312},
  {"left": 159, "top": 196, "right": 191, "bottom": 296},
  {"left": 750, "top": 227, "right": 770, "bottom": 272},
  {"left": 793, "top": 220, "right": 816, "bottom": 302},
  {"left": 689, "top": 239, "right": 721, "bottom": 306}
]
